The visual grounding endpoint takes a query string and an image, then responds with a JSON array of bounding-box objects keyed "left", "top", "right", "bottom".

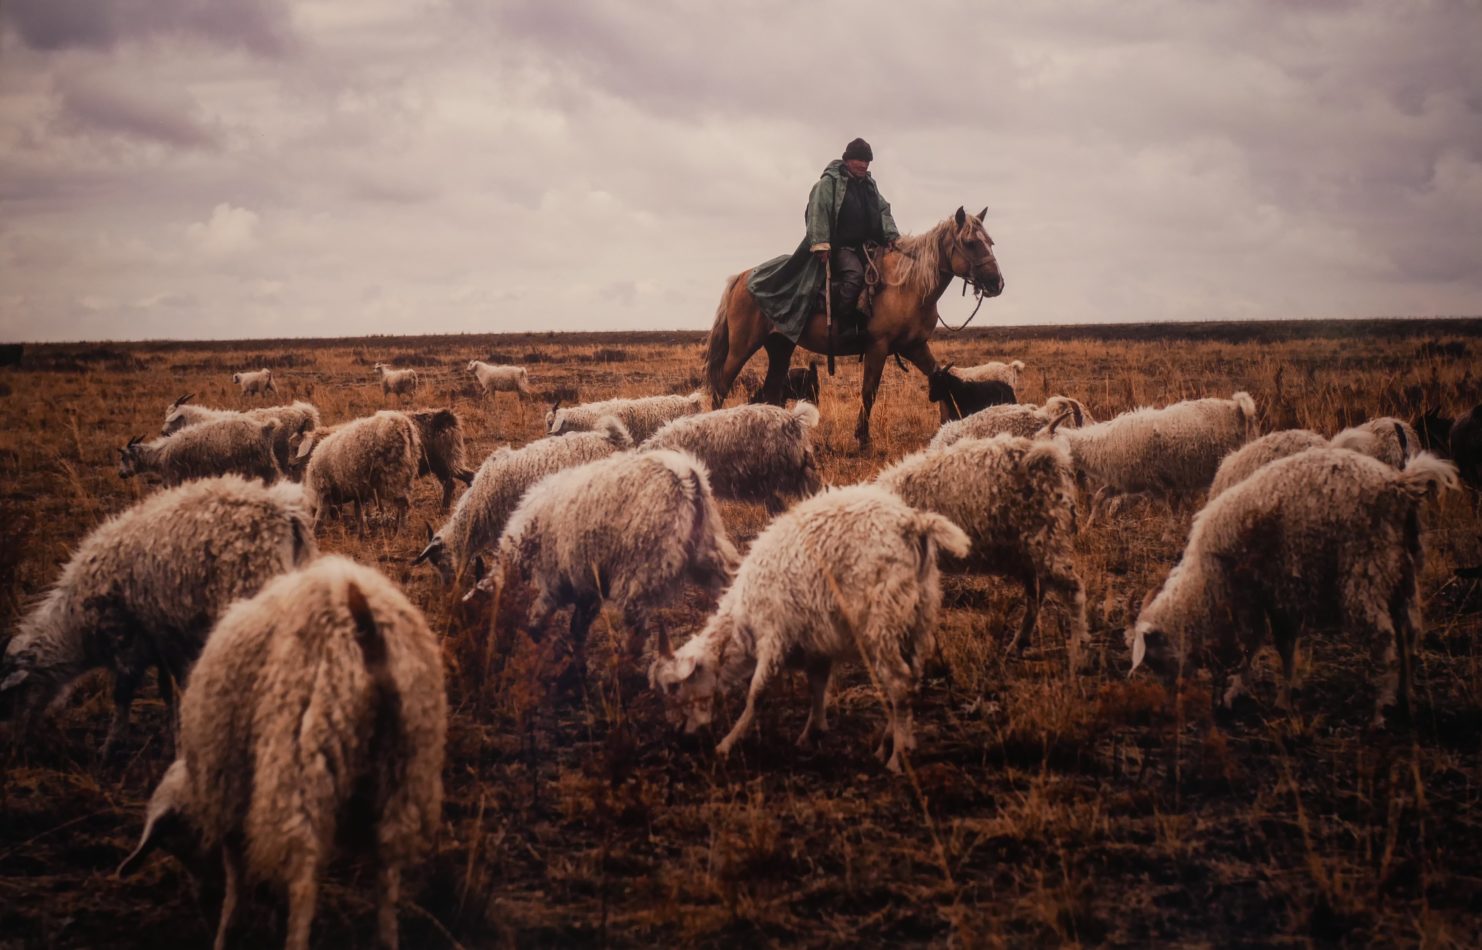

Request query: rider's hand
[{"left": 814, "top": 249, "right": 829, "bottom": 262}]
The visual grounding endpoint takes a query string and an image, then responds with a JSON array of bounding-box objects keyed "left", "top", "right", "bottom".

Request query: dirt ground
[{"left": 2, "top": 322, "right": 1481, "bottom": 947}]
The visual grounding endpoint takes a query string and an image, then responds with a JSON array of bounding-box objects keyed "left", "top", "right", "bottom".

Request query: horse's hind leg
[
  {"left": 853, "top": 342, "right": 890, "bottom": 448},
  {"left": 759, "top": 335, "right": 797, "bottom": 406}
]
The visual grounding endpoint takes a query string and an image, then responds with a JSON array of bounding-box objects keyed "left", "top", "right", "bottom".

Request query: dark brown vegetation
[{"left": 2, "top": 320, "right": 1481, "bottom": 947}]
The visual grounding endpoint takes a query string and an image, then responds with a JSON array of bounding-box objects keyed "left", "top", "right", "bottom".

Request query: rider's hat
[{"left": 842, "top": 138, "right": 873, "bottom": 162}]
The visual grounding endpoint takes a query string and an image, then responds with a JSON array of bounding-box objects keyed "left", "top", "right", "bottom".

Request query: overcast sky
[{"left": 1, "top": 1, "right": 1479, "bottom": 342}]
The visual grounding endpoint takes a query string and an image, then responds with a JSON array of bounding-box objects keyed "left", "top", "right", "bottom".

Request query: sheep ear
[
  {"left": 1129, "top": 631, "right": 1146, "bottom": 674},
  {"left": 171, "top": 393, "right": 194, "bottom": 408},
  {"left": 294, "top": 435, "right": 315, "bottom": 461},
  {"left": 1, "top": 669, "right": 30, "bottom": 692},
  {"left": 976, "top": 206, "right": 988, "bottom": 222},
  {"left": 411, "top": 537, "right": 440, "bottom": 565}
]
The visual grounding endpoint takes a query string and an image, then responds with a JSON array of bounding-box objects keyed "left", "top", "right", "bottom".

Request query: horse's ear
[
  {"left": 976, "top": 207, "right": 988, "bottom": 222},
  {"left": 954, "top": 206, "right": 966, "bottom": 228}
]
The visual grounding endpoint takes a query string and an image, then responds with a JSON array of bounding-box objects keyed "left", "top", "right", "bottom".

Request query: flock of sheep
[{"left": 3, "top": 351, "right": 1480, "bottom": 948}]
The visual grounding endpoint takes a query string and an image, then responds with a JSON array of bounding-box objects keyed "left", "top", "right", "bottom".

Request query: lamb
[
  {"left": 648, "top": 485, "right": 969, "bottom": 773},
  {"left": 955, "top": 359, "right": 1026, "bottom": 388},
  {"left": 1044, "top": 392, "right": 1258, "bottom": 514},
  {"left": 404, "top": 408, "right": 475, "bottom": 509},
  {"left": 0, "top": 476, "right": 316, "bottom": 755},
  {"left": 467, "top": 360, "right": 531, "bottom": 399},
  {"left": 546, "top": 391, "right": 706, "bottom": 443},
  {"left": 414, "top": 416, "right": 633, "bottom": 585},
  {"left": 161, "top": 395, "right": 322, "bottom": 472},
  {"left": 927, "top": 364, "right": 1017, "bottom": 422},
  {"left": 748, "top": 361, "right": 821, "bottom": 405},
  {"left": 1330, "top": 416, "right": 1421, "bottom": 469},
  {"left": 1208, "top": 429, "right": 1330, "bottom": 500},
  {"left": 301, "top": 411, "right": 422, "bottom": 534},
  {"left": 929, "top": 396, "right": 1092, "bottom": 450},
  {"left": 875, "top": 435, "right": 1090, "bottom": 669},
  {"left": 1128, "top": 448, "right": 1457, "bottom": 725},
  {"left": 639, "top": 402, "right": 822, "bottom": 511},
  {"left": 119, "top": 416, "right": 282, "bottom": 486},
  {"left": 374, "top": 362, "right": 419, "bottom": 399},
  {"left": 232, "top": 368, "right": 277, "bottom": 397},
  {"left": 464, "top": 449, "right": 739, "bottom": 675},
  {"left": 117, "top": 556, "right": 445, "bottom": 950}
]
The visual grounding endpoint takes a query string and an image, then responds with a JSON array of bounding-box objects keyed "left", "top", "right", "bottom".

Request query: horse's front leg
[
  {"left": 853, "top": 342, "right": 890, "bottom": 448},
  {"left": 896, "top": 339, "right": 939, "bottom": 377},
  {"left": 759, "top": 335, "right": 797, "bottom": 405}
]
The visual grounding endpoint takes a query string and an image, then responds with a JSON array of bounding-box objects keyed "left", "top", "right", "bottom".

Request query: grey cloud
[
  {"left": 55, "top": 73, "right": 220, "bottom": 149},
  {"left": 2, "top": 0, "right": 295, "bottom": 56}
]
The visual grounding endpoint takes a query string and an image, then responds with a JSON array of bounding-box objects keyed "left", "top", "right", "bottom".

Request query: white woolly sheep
[
  {"left": 118, "top": 556, "right": 445, "bottom": 950},
  {"left": 374, "top": 362, "right": 419, "bottom": 399},
  {"left": 929, "top": 396, "right": 1092, "bottom": 450},
  {"left": 120, "top": 416, "right": 282, "bottom": 487},
  {"left": 301, "top": 411, "right": 422, "bottom": 535},
  {"left": 876, "top": 435, "right": 1090, "bottom": 669},
  {"left": 955, "top": 359, "right": 1026, "bottom": 388},
  {"left": 0, "top": 476, "right": 316, "bottom": 755},
  {"left": 414, "top": 416, "right": 633, "bottom": 586},
  {"left": 546, "top": 391, "right": 705, "bottom": 443},
  {"left": 404, "top": 408, "right": 475, "bottom": 509},
  {"left": 1209, "top": 419, "right": 1421, "bottom": 500},
  {"left": 1129, "top": 448, "right": 1457, "bottom": 725},
  {"left": 1331, "top": 416, "right": 1421, "bottom": 470},
  {"left": 465, "top": 449, "right": 739, "bottom": 675},
  {"left": 161, "top": 395, "right": 321, "bottom": 472},
  {"left": 648, "top": 484, "right": 969, "bottom": 772},
  {"left": 232, "top": 368, "right": 277, "bottom": 397},
  {"left": 467, "top": 360, "right": 531, "bottom": 399},
  {"left": 639, "top": 402, "right": 822, "bottom": 511}
]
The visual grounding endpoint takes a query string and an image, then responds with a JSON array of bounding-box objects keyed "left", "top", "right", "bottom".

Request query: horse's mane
[{"left": 891, "top": 218, "right": 953, "bottom": 298}]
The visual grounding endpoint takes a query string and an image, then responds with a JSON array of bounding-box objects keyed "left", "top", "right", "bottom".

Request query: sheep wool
[
  {"left": 1331, "top": 416, "right": 1421, "bottom": 470},
  {"left": 640, "top": 402, "right": 821, "bottom": 510},
  {"left": 161, "top": 397, "right": 321, "bottom": 472},
  {"left": 302, "top": 410, "right": 421, "bottom": 534},
  {"left": 1208, "top": 429, "right": 1329, "bottom": 500},
  {"left": 404, "top": 408, "right": 475, "bottom": 509},
  {"left": 547, "top": 392, "right": 705, "bottom": 443},
  {"left": 120, "top": 416, "right": 282, "bottom": 487},
  {"left": 929, "top": 397, "right": 1090, "bottom": 450},
  {"left": 955, "top": 359, "right": 1025, "bottom": 387}
]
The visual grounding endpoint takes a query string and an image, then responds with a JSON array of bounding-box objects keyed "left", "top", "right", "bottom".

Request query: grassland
[{"left": 2, "top": 320, "right": 1481, "bottom": 947}]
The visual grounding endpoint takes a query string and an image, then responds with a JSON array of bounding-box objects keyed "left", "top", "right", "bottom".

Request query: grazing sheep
[
  {"left": 1128, "top": 448, "right": 1457, "bottom": 725},
  {"left": 956, "top": 359, "right": 1026, "bottom": 388},
  {"left": 546, "top": 391, "right": 706, "bottom": 443},
  {"left": 404, "top": 408, "right": 474, "bottom": 509},
  {"left": 467, "top": 360, "right": 531, "bottom": 399},
  {"left": 876, "top": 435, "right": 1090, "bottom": 669},
  {"left": 118, "top": 556, "right": 445, "bottom": 950},
  {"left": 648, "top": 485, "right": 969, "bottom": 772},
  {"left": 748, "top": 361, "right": 821, "bottom": 405},
  {"left": 1208, "top": 429, "right": 1330, "bottom": 500},
  {"left": 414, "top": 416, "right": 633, "bottom": 585},
  {"left": 1331, "top": 416, "right": 1421, "bottom": 469},
  {"left": 1044, "top": 392, "right": 1258, "bottom": 515},
  {"left": 927, "top": 364, "right": 1016, "bottom": 421},
  {"left": 0, "top": 477, "right": 316, "bottom": 755},
  {"left": 302, "top": 411, "right": 421, "bottom": 534},
  {"left": 929, "top": 397, "right": 1092, "bottom": 450},
  {"left": 120, "top": 416, "right": 282, "bottom": 487},
  {"left": 232, "top": 369, "right": 277, "bottom": 397},
  {"left": 374, "top": 363, "right": 419, "bottom": 399},
  {"left": 640, "top": 402, "right": 822, "bottom": 511},
  {"left": 465, "top": 449, "right": 739, "bottom": 675},
  {"left": 161, "top": 395, "right": 321, "bottom": 472}
]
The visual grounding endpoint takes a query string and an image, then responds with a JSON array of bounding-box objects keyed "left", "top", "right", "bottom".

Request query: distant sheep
[
  {"left": 640, "top": 402, "right": 822, "bottom": 511},
  {"left": 468, "top": 360, "right": 531, "bottom": 399},
  {"left": 404, "top": 408, "right": 474, "bottom": 509},
  {"left": 929, "top": 397, "right": 1092, "bottom": 450},
  {"left": 1129, "top": 448, "right": 1457, "bottom": 725},
  {"left": 118, "top": 556, "right": 445, "bottom": 950},
  {"left": 956, "top": 359, "right": 1025, "bottom": 388},
  {"left": 466, "top": 449, "right": 739, "bottom": 675},
  {"left": 120, "top": 416, "right": 281, "bottom": 487},
  {"left": 546, "top": 391, "right": 705, "bottom": 443},
  {"left": 302, "top": 411, "right": 421, "bottom": 534},
  {"left": 0, "top": 477, "right": 315, "bottom": 755},
  {"left": 928, "top": 364, "right": 1016, "bottom": 422},
  {"left": 648, "top": 485, "right": 969, "bottom": 772},
  {"left": 876, "top": 435, "right": 1089, "bottom": 669},
  {"left": 160, "top": 395, "right": 320, "bottom": 472},
  {"left": 415, "top": 416, "right": 633, "bottom": 586},
  {"left": 748, "top": 361, "right": 821, "bottom": 405},
  {"left": 232, "top": 369, "right": 277, "bottom": 397},
  {"left": 375, "top": 362, "right": 419, "bottom": 398}
]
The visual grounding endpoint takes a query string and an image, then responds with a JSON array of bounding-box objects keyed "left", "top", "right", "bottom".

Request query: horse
[{"left": 703, "top": 206, "right": 1004, "bottom": 447}]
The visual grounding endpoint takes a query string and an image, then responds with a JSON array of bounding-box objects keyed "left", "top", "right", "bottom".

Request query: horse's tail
[{"left": 704, "top": 273, "right": 743, "bottom": 410}]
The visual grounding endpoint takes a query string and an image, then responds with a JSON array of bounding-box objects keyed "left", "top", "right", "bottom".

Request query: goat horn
[{"left": 171, "top": 393, "right": 195, "bottom": 408}]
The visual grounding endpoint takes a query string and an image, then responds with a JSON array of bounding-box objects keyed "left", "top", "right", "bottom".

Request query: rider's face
[{"left": 843, "top": 159, "right": 870, "bottom": 178}]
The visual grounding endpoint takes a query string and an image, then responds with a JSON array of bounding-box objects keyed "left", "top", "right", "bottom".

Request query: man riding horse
[{"left": 748, "top": 138, "right": 899, "bottom": 342}]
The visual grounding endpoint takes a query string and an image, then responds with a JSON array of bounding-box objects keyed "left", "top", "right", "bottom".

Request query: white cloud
[{"left": 186, "top": 203, "right": 260, "bottom": 257}]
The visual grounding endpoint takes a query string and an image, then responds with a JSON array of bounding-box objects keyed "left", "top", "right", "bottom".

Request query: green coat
[{"left": 746, "top": 160, "right": 901, "bottom": 341}]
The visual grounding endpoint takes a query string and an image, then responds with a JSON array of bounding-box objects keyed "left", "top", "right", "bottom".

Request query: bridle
[{"left": 934, "top": 222, "right": 999, "bottom": 332}]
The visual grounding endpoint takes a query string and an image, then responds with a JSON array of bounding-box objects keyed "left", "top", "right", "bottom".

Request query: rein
[{"left": 933, "top": 227, "right": 990, "bottom": 332}]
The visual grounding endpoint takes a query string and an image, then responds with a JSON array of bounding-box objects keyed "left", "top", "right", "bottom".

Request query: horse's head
[{"left": 941, "top": 206, "right": 1004, "bottom": 298}]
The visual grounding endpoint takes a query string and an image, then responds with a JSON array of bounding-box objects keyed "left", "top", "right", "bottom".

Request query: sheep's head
[
  {"left": 0, "top": 639, "right": 52, "bottom": 728},
  {"left": 1126, "top": 620, "right": 1180, "bottom": 683},
  {"left": 412, "top": 526, "right": 455, "bottom": 585},
  {"left": 648, "top": 628, "right": 717, "bottom": 734},
  {"left": 232, "top": 373, "right": 242, "bottom": 384},
  {"left": 117, "top": 760, "right": 209, "bottom": 879},
  {"left": 926, "top": 365, "right": 955, "bottom": 404},
  {"left": 116, "top": 436, "right": 146, "bottom": 479},
  {"left": 466, "top": 360, "right": 479, "bottom": 373},
  {"left": 545, "top": 402, "right": 565, "bottom": 434}
]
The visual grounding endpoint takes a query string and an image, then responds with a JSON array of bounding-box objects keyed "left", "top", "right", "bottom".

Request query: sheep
[
  {"left": 404, "top": 408, "right": 474, "bottom": 509},
  {"left": 464, "top": 449, "right": 740, "bottom": 676},
  {"left": 929, "top": 397, "right": 1092, "bottom": 450},
  {"left": 117, "top": 556, "right": 445, "bottom": 950},
  {"left": 955, "top": 358, "right": 1025, "bottom": 388},
  {"left": 467, "top": 360, "right": 531, "bottom": 399},
  {"left": 0, "top": 476, "right": 316, "bottom": 755},
  {"left": 161, "top": 395, "right": 321, "bottom": 472},
  {"left": 1128, "top": 448, "right": 1457, "bottom": 725},
  {"left": 1331, "top": 416, "right": 1421, "bottom": 469},
  {"left": 1044, "top": 392, "right": 1258, "bottom": 516},
  {"left": 748, "top": 361, "right": 821, "bottom": 405},
  {"left": 927, "top": 364, "right": 1016, "bottom": 422},
  {"left": 232, "top": 369, "right": 277, "bottom": 397},
  {"left": 119, "top": 416, "right": 282, "bottom": 487},
  {"left": 875, "top": 435, "right": 1090, "bottom": 669},
  {"left": 301, "top": 411, "right": 421, "bottom": 535},
  {"left": 414, "top": 416, "right": 633, "bottom": 586},
  {"left": 546, "top": 391, "right": 705, "bottom": 443},
  {"left": 639, "top": 402, "right": 822, "bottom": 512},
  {"left": 1208, "top": 429, "right": 1330, "bottom": 500},
  {"left": 648, "top": 485, "right": 970, "bottom": 773},
  {"left": 374, "top": 362, "right": 419, "bottom": 399}
]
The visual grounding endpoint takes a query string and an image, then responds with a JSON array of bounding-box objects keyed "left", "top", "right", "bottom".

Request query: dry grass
[{"left": 2, "top": 323, "right": 1481, "bottom": 947}]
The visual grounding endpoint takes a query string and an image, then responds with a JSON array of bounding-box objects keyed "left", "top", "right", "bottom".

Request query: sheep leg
[
  {"left": 1045, "top": 564, "right": 1092, "bottom": 673},
  {"left": 100, "top": 671, "right": 140, "bottom": 759},
  {"left": 717, "top": 638, "right": 783, "bottom": 758},
  {"left": 1270, "top": 613, "right": 1298, "bottom": 712},
  {"left": 567, "top": 598, "right": 601, "bottom": 679},
  {"left": 376, "top": 861, "right": 402, "bottom": 950},
  {"left": 438, "top": 476, "right": 455, "bottom": 510},
  {"left": 1005, "top": 573, "right": 1042, "bottom": 656},
  {"left": 853, "top": 343, "right": 890, "bottom": 447},
  {"left": 213, "top": 842, "right": 244, "bottom": 950},
  {"left": 284, "top": 861, "right": 320, "bottom": 950},
  {"left": 796, "top": 658, "right": 832, "bottom": 747}
]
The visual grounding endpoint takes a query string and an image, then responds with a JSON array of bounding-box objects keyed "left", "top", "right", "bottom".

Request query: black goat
[
  {"left": 928, "top": 364, "right": 1016, "bottom": 421},
  {"left": 749, "top": 361, "right": 821, "bottom": 405},
  {"left": 1415, "top": 404, "right": 1482, "bottom": 488}
]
